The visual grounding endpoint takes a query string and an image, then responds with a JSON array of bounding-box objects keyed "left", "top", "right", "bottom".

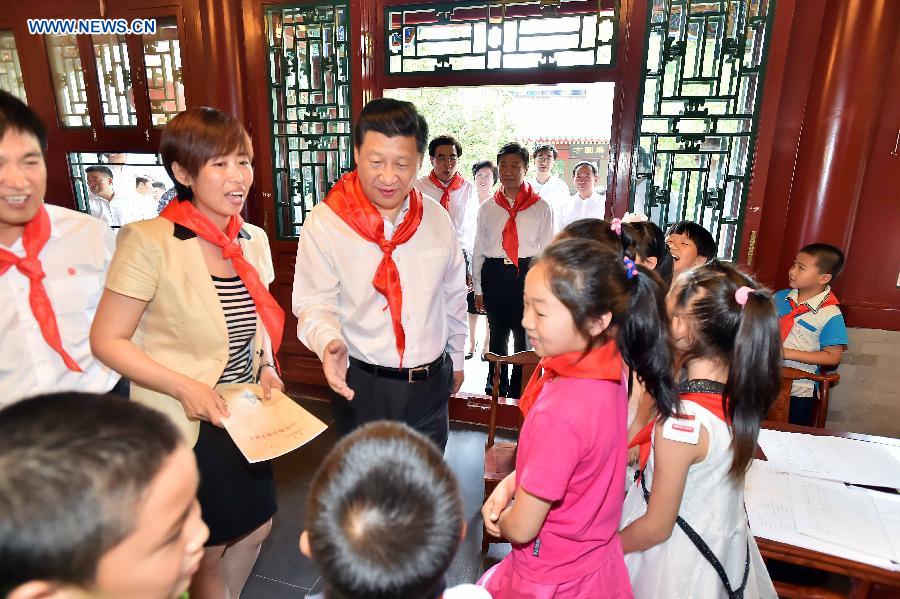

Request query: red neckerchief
[
  {"left": 629, "top": 392, "right": 729, "bottom": 472},
  {"left": 779, "top": 289, "right": 840, "bottom": 341},
  {"left": 492, "top": 183, "right": 541, "bottom": 270},
  {"left": 518, "top": 340, "right": 623, "bottom": 418},
  {"left": 427, "top": 171, "right": 463, "bottom": 212},
  {"left": 324, "top": 171, "right": 424, "bottom": 367},
  {"left": 0, "top": 205, "right": 82, "bottom": 372},
  {"left": 160, "top": 200, "right": 285, "bottom": 360}
]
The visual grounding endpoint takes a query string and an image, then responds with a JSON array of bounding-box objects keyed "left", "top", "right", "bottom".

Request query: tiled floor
[{"left": 241, "top": 396, "right": 510, "bottom": 598}]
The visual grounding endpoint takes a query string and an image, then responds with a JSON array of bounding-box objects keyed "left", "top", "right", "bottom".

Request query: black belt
[{"left": 349, "top": 354, "right": 446, "bottom": 383}]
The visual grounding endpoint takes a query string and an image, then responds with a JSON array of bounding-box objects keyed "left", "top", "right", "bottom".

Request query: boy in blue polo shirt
[{"left": 773, "top": 243, "right": 848, "bottom": 425}]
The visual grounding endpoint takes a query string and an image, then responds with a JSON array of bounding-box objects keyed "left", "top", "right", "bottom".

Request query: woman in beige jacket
[{"left": 91, "top": 107, "right": 283, "bottom": 599}]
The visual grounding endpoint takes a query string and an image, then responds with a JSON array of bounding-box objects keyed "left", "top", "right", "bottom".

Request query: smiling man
[
  {"left": 0, "top": 91, "right": 120, "bottom": 405},
  {"left": 292, "top": 98, "right": 467, "bottom": 452}
]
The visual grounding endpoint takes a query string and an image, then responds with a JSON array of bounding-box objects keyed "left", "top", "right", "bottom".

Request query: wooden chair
[
  {"left": 766, "top": 367, "right": 840, "bottom": 427},
  {"left": 482, "top": 350, "right": 541, "bottom": 554}
]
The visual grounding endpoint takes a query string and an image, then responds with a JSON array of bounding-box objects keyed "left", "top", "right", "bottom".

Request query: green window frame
[{"left": 630, "top": 0, "right": 776, "bottom": 261}]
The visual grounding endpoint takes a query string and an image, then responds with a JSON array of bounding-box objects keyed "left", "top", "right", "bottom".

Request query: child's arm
[
  {"left": 619, "top": 420, "right": 708, "bottom": 553},
  {"left": 497, "top": 486, "right": 553, "bottom": 544},
  {"left": 482, "top": 471, "right": 517, "bottom": 538},
  {"left": 783, "top": 345, "right": 843, "bottom": 367},
  {"left": 627, "top": 389, "right": 657, "bottom": 466}
]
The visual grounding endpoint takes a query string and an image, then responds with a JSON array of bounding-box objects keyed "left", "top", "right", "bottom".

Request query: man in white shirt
[
  {"left": 292, "top": 99, "right": 467, "bottom": 451},
  {"left": 0, "top": 91, "right": 120, "bottom": 406},
  {"left": 527, "top": 144, "right": 569, "bottom": 208},
  {"left": 555, "top": 160, "right": 606, "bottom": 232},
  {"left": 86, "top": 165, "right": 124, "bottom": 227},
  {"left": 414, "top": 134, "right": 478, "bottom": 257},
  {"left": 472, "top": 142, "right": 553, "bottom": 397},
  {"left": 133, "top": 175, "right": 159, "bottom": 220}
]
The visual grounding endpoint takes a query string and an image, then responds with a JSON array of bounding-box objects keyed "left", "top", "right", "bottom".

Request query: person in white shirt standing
[
  {"left": 0, "top": 90, "right": 120, "bottom": 406},
  {"left": 556, "top": 160, "right": 606, "bottom": 232},
  {"left": 528, "top": 144, "right": 569, "bottom": 209},
  {"left": 293, "top": 98, "right": 467, "bottom": 451},
  {"left": 472, "top": 142, "right": 553, "bottom": 397},
  {"left": 86, "top": 165, "right": 125, "bottom": 227}
]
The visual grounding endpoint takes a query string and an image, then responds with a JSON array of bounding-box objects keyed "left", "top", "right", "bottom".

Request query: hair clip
[
  {"left": 610, "top": 218, "right": 623, "bottom": 236},
  {"left": 622, "top": 212, "right": 649, "bottom": 224},
  {"left": 734, "top": 286, "right": 753, "bottom": 306},
  {"left": 623, "top": 256, "right": 639, "bottom": 279}
]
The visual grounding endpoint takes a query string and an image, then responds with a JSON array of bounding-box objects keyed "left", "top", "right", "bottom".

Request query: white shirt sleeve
[
  {"left": 442, "top": 231, "right": 468, "bottom": 371},
  {"left": 537, "top": 201, "right": 555, "bottom": 251},
  {"left": 291, "top": 209, "right": 345, "bottom": 361},
  {"left": 472, "top": 202, "right": 487, "bottom": 295}
]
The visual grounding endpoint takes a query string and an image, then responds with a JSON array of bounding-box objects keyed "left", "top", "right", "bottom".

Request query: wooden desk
[{"left": 756, "top": 422, "right": 900, "bottom": 598}]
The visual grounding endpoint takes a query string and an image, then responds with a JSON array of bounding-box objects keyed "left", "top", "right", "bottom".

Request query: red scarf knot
[
  {"left": 518, "top": 340, "right": 623, "bottom": 419},
  {"left": 779, "top": 290, "right": 840, "bottom": 342},
  {"left": 0, "top": 205, "right": 82, "bottom": 372},
  {"left": 324, "top": 171, "right": 423, "bottom": 367},
  {"left": 428, "top": 171, "right": 464, "bottom": 212},
  {"left": 160, "top": 200, "right": 285, "bottom": 363},
  {"left": 492, "top": 183, "right": 541, "bottom": 271}
]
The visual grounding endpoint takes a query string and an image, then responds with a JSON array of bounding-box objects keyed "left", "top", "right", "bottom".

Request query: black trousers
[
  {"left": 330, "top": 354, "right": 452, "bottom": 452},
  {"left": 481, "top": 257, "right": 532, "bottom": 398},
  {"left": 789, "top": 389, "right": 819, "bottom": 426}
]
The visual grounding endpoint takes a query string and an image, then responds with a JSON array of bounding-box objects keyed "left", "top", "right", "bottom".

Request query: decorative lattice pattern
[
  {"left": 266, "top": 2, "right": 352, "bottom": 238},
  {"left": 630, "top": 0, "right": 774, "bottom": 260},
  {"left": 46, "top": 35, "right": 92, "bottom": 127},
  {"left": 386, "top": 0, "right": 617, "bottom": 75},
  {"left": 0, "top": 30, "right": 27, "bottom": 102},
  {"left": 142, "top": 17, "right": 186, "bottom": 127}
]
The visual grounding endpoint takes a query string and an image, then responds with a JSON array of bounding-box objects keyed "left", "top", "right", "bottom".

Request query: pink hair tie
[
  {"left": 734, "top": 286, "right": 753, "bottom": 306},
  {"left": 610, "top": 218, "right": 622, "bottom": 236}
]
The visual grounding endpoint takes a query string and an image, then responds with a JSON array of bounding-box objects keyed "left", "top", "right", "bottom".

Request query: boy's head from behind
[
  {"left": 301, "top": 421, "right": 464, "bottom": 599},
  {"left": 0, "top": 393, "right": 207, "bottom": 599},
  {"left": 790, "top": 243, "right": 845, "bottom": 292},
  {"left": 666, "top": 220, "right": 717, "bottom": 273}
]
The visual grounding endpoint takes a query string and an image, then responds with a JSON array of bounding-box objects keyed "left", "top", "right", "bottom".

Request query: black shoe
[{"left": 465, "top": 351, "right": 474, "bottom": 360}]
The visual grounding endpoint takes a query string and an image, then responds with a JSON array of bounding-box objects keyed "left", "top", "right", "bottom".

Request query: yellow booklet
[{"left": 215, "top": 384, "right": 327, "bottom": 463}]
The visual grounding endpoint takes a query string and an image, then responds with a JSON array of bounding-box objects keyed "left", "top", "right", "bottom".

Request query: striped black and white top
[{"left": 212, "top": 275, "right": 257, "bottom": 384}]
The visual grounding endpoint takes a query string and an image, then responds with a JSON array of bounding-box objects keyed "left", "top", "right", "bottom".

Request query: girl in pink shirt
[{"left": 479, "top": 239, "right": 677, "bottom": 598}]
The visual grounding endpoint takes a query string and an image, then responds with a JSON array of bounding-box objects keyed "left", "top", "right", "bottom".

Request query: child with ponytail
[
  {"left": 619, "top": 262, "right": 780, "bottom": 598},
  {"left": 479, "top": 239, "right": 676, "bottom": 598}
]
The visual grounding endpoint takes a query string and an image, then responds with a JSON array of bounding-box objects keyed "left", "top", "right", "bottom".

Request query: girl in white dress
[{"left": 619, "top": 262, "right": 781, "bottom": 598}]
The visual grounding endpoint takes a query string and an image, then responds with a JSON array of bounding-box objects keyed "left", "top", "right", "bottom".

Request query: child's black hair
[
  {"left": 556, "top": 218, "right": 622, "bottom": 255},
  {"left": 537, "top": 239, "right": 677, "bottom": 418},
  {"left": 669, "top": 261, "right": 782, "bottom": 478},
  {"left": 799, "top": 242, "right": 845, "bottom": 279},
  {"left": 620, "top": 220, "right": 674, "bottom": 287},
  {"left": 667, "top": 220, "right": 717, "bottom": 261},
  {"left": 305, "top": 421, "right": 463, "bottom": 599}
]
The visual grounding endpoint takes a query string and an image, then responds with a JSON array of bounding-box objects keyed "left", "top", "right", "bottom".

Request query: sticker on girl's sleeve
[{"left": 662, "top": 417, "right": 700, "bottom": 445}]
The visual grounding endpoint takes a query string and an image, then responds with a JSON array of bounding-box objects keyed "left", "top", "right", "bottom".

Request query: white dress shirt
[
  {"left": 0, "top": 204, "right": 120, "bottom": 406},
  {"left": 471, "top": 193, "right": 554, "bottom": 294},
  {"left": 555, "top": 190, "right": 606, "bottom": 232},
  {"left": 292, "top": 193, "right": 468, "bottom": 371},
  {"left": 87, "top": 191, "right": 155, "bottom": 228},
  {"left": 528, "top": 175, "right": 570, "bottom": 207},
  {"left": 414, "top": 175, "right": 479, "bottom": 255}
]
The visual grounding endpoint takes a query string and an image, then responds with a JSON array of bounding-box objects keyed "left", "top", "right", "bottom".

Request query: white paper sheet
[
  {"left": 744, "top": 460, "right": 900, "bottom": 572},
  {"left": 217, "top": 384, "right": 328, "bottom": 463},
  {"left": 757, "top": 429, "right": 900, "bottom": 488}
]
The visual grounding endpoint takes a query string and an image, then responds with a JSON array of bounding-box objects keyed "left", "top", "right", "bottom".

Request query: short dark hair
[
  {"left": 160, "top": 106, "right": 253, "bottom": 201},
  {"left": 667, "top": 220, "right": 717, "bottom": 260},
  {"left": 471, "top": 160, "right": 499, "bottom": 184},
  {"left": 497, "top": 142, "right": 529, "bottom": 168},
  {"left": 799, "top": 242, "right": 845, "bottom": 279},
  {"left": 152, "top": 181, "right": 167, "bottom": 190},
  {"left": 306, "top": 422, "right": 463, "bottom": 599},
  {"left": 85, "top": 165, "right": 114, "bottom": 179},
  {"left": 354, "top": 98, "right": 428, "bottom": 155},
  {"left": 572, "top": 160, "right": 598, "bottom": 177},
  {"left": 135, "top": 176, "right": 149, "bottom": 187},
  {"left": 0, "top": 393, "right": 182, "bottom": 594},
  {"left": 533, "top": 144, "right": 558, "bottom": 160},
  {"left": 0, "top": 90, "right": 47, "bottom": 152},
  {"left": 556, "top": 218, "right": 622, "bottom": 254},
  {"left": 428, "top": 134, "right": 461, "bottom": 158}
]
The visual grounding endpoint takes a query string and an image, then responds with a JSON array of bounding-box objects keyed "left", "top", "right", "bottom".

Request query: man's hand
[
  {"left": 452, "top": 370, "right": 464, "bottom": 394},
  {"left": 474, "top": 294, "right": 484, "bottom": 313},
  {"left": 323, "top": 339, "right": 354, "bottom": 400},
  {"left": 466, "top": 274, "right": 474, "bottom": 293}
]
